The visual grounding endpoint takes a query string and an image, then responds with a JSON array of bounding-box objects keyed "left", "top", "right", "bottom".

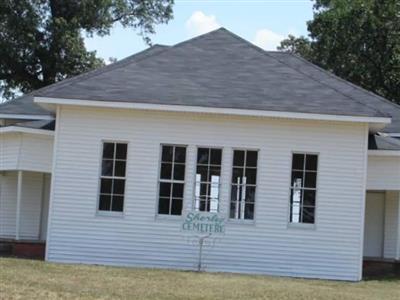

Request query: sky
[{"left": 85, "top": 0, "right": 314, "bottom": 62}]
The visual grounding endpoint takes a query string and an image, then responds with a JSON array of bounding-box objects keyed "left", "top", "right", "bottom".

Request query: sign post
[{"left": 181, "top": 211, "right": 225, "bottom": 272}]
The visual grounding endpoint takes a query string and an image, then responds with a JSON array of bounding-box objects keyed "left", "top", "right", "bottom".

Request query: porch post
[{"left": 15, "top": 170, "right": 23, "bottom": 240}]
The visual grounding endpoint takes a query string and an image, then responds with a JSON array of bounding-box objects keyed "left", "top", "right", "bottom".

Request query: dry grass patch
[{"left": 0, "top": 258, "right": 399, "bottom": 300}]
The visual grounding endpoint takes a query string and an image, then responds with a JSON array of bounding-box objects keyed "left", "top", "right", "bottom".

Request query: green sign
[{"left": 182, "top": 211, "right": 225, "bottom": 235}]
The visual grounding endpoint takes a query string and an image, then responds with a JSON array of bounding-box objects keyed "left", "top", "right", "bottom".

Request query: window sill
[
  {"left": 228, "top": 219, "right": 255, "bottom": 226},
  {"left": 155, "top": 214, "right": 183, "bottom": 222},
  {"left": 287, "top": 223, "right": 316, "bottom": 230},
  {"left": 96, "top": 211, "right": 124, "bottom": 218}
]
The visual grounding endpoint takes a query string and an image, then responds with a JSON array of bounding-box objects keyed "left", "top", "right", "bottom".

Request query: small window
[
  {"left": 230, "top": 150, "right": 258, "bottom": 220},
  {"left": 158, "top": 145, "right": 187, "bottom": 215},
  {"left": 194, "top": 148, "right": 222, "bottom": 212},
  {"left": 98, "top": 142, "right": 128, "bottom": 212},
  {"left": 290, "top": 153, "right": 318, "bottom": 224}
]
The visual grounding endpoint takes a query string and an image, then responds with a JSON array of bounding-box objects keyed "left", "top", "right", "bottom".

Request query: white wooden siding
[
  {"left": 367, "top": 156, "right": 400, "bottom": 190},
  {"left": 0, "top": 132, "right": 53, "bottom": 173},
  {"left": 47, "top": 106, "right": 369, "bottom": 281},
  {"left": 0, "top": 172, "right": 17, "bottom": 237},
  {"left": 363, "top": 192, "right": 385, "bottom": 258},
  {"left": 384, "top": 191, "right": 400, "bottom": 260},
  {"left": 0, "top": 133, "right": 20, "bottom": 170},
  {"left": 0, "top": 171, "right": 50, "bottom": 240}
]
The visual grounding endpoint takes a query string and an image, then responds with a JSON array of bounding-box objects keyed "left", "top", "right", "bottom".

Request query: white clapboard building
[{"left": 1, "top": 28, "right": 399, "bottom": 281}]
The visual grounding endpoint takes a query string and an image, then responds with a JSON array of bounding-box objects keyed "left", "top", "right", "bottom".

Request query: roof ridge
[
  {"left": 168, "top": 27, "right": 226, "bottom": 50},
  {"left": 289, "top": 53, "right": 399, "bottom": 114},
  {"left": 217, "top": 28, "right": 389, "bottom": 117}
]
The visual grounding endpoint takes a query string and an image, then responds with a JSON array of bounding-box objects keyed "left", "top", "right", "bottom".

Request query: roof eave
[
  {"left": 0, "top": 113, "right": 54, "bottom": 121},
  {"left": 0, "top": 126, "right": 55, "bottom": 136},
  {"left": 34, "top": 96, "right": 391, "bottom": 131}
]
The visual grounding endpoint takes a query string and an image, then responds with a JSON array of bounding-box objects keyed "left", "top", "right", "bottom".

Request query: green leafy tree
[
  {"left": 278, "top": 0, "right": 400, "bottom": 104},
  {"left": 0, "top": 0, "right": 174, "bottom": 100}
]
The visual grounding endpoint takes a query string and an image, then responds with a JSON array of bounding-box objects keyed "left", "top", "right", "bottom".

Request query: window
[
  {"left": 158, "top": 145, "right": 187, "bottom": 215},
  {"left": 230, "top": 150, "right": 258, "bottom": 220},
  {"left": 98, "top": 142, "right": 128, "bottom": 212},
  {"left": 290, "top": 153, "right": 318, "bottom": 224},
  {"left": 194, "top": 148, "right": 222, "bottom": 212}
]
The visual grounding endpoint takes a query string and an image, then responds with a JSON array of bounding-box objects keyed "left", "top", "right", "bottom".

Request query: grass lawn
[{"left": 0, "top": 258, "right": 399, "bottom": 300}]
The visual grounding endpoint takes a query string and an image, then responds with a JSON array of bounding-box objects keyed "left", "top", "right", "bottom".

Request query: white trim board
[
  {"left": 0, "top": 126, "right": 55, "bottom": 136},
  {"left": 0, "top": 113, "right": 54, "bottom": 120},
  {"left": 34, "top": 96, "right": 391, "bottom": 126},
  {"left": 368, "top": 150, "right": 400, "bottom": 157}
]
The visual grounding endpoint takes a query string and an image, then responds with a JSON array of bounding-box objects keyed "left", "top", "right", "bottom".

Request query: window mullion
[{"left": 169, "top": 146, "right": 176, "bottom": 215}]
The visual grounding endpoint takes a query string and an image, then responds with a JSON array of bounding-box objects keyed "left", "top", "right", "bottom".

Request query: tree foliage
[
  {"left": 0, "top": 0, "right": 174, "bottom": 99},
  {"left": 278, "top": 0, "right": 400, "bottom": 104}
]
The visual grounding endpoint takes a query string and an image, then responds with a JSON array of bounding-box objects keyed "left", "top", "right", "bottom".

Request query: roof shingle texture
[{"left": 1, "top": 28, "right": 400, "bottom": 132}]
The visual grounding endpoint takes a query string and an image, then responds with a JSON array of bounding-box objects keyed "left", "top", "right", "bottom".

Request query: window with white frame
[
  {"left": 194, "top": 148, "right": 222, "bottom": 212},
  {"left": 98, "top": 142, "right": 128, "bottom": 212},
  {"left": 290, "top": 153, "right": 318, "bottom": 224},
  {"left": 158, "top": 145, "right": 187, "bottom": 215},
  {"left": 230, "top": 150, "right": 258, "bottom": 220}
]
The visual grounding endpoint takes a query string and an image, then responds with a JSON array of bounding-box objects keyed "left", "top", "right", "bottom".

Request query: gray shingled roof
[
  {"left": 369, "top": 134, "right": 400, "bottom": 151},
  {"left": 1, "top": 28, "right": 400, "bottom": 132},
  {"left": 0, "top": 44, "right": 168, "bottom": 118}
]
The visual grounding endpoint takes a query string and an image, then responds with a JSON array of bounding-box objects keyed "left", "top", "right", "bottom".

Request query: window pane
[
  {"left": 231, "top": 185, "right": 239, "bottom": 202},
  {"left": 102, "top": 159, "right": 114, "bottom": 176},
  {"left": 290, "top": 189, "right": 302, "bottom": 223},
  {"left": 245, "top": 168, "right": 257, "bottom": 185},
  {"left": 245, "top": 186, "right": 256, "bottom": 203},
  {"left": 102, "top": 143, "right": 115, "bottom": 159},
  {"left": 303, "top": 190, "right": 316, "bottom": 206},
  {"left": 162, "top": 146, "right": 173, "bottom": 162},
  {"left": 210, "top": 149, "right": 222, "bottom": 165},
  {"left": 114, "top": 161, "right": 126, "bottom": 177},
  {"left": 172, "top": 183, "right": 184, "bottom": 198},
  {"left": 100, "top": 178, "right": 112, "bottom": 194},
  {"left": 233, "top": 150, "right": 245, "bottom": 166},
  {"left": 99, "top": 195, "right": 111, "bottom": 211},
  {"left": 197, "top": 148, "right": 209, "bottom": 164},
  {"left": 246, "top": 151, "right": 258, "bottom": 167},
  {"left": 199, "top": 198, "right": 207, "bottom": 211},
  {"left": 302, "top": 206, "right": 315, "bottom": 224},
  {"left": 116, "top": 143, "right": 127, "bottom": 160},
  {"left": 244, "top": 203, "right": 254, "bottom": 219},
  {"left": 112, "top": 196, "right": 124, "bottom": 212},
  {"left": 171, "top": 199, "right": 183, "bottom": 215},
  {"left": 209, "top": 197, "right": 219, "bottom": 213},
  {"left": 198, "top": 183, "right": 208, "bottom": 197},
  {"left": 230, "top": 202, "right": 236, "bottom": 219},
  {"left": 209, "top": 166, "right": 221, "bottom": 182},
  {"left": 196, "top": 166, "right": 208, "bottom": 182},
  {"left": 174, "top": 147, "right": 186, "bottom": 163},
  {"left": 306, "top": 155, "right": 318, "bottom": 171},
  {"left": 173, "top": 164, "right": 185, "bottom": 181},
  {"left": 304, "top": 172, "right": 317, "bottom": 188},
  {"left": 232, "top": 167, "right": 244, "bottom": 184},
  {"left": 160, "top": 163, "right": 172, "bottom": 179},
  {"left": 292, "top": 154, "right": 305, "bottom": 170},
  {"left": 158, "top": 198, "right": 170, "bottom": 214},
  {"left": 291, "top": 171, "right": 303, "bottom": 187},
  {"left": 113, "top": 179, "right": 125, "bottom": 195},
  {"left": 209, "top": 183, "right": 219, "bottom": 200},
  {"left": 159, "top": 182, "right": 171, "bottom": 198}
]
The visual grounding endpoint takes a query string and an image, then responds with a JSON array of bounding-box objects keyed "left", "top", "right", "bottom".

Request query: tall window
[
  {"left": 99, "top": 142, "right": 128, "bottom": 212},
  {"left": 158, "top": 145, "right": 187, "bottom": 215},
  {"left": 194, "top": 148, "right": 222, "bottom": 212},
  {"left": 290, "top": 153, "right": 318, "bottom": 224},
  {"left": 230, "top": 150, "right": 258, "bottom": 220}
]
